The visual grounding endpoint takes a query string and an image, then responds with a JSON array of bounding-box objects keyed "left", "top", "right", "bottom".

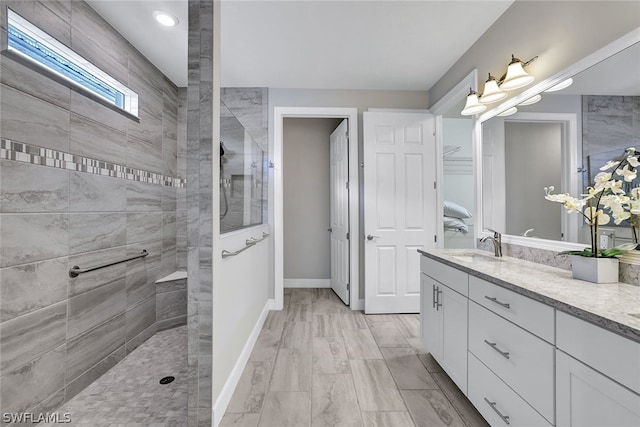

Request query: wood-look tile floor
[{"left": 221, "top": 288, "right": 489, "bottom": 427}]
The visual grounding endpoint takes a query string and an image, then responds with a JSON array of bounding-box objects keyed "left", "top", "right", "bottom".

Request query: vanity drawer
[
  {"left": 468, "top": 352, "right": 553, "bottom": 427},
  {"left": 557, "top": 311, "right": 640, "bottom": 395},
  {"left": 469, "top": 275, "right": 554, "bottom": 343},
  {"left": 420, "top": 256, "right": 468, "bottom": 296},
  {"left": 469, "top": 301, "right": 554, "bottom": 423}
]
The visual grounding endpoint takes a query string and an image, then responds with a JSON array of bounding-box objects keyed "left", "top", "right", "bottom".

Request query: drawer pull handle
[
  {"left": 436, "top": 288, "right": 443, "bottom": 310},
  {"left": 432, "top": 284, "right": 437, "bottom": 309},
  {"left": 484, "top": 339, "right": 510, "bottom": 359},
  {"left": 485, "top": 296, "right": 510, "bottom": 309},
  {"left": 484, "top": 398, "right": 510, "bottom": 425}
]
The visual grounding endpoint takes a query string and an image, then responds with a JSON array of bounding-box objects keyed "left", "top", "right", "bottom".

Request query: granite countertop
[{"left": 418, "top": 248, "right": 640, "bottom": 343}]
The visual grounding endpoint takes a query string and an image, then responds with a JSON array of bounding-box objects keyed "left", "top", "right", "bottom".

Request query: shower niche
[{"left": 220, "top": 101, "right": 267, "bottom": 233}]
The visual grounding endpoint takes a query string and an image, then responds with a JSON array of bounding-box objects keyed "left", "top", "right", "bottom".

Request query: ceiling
[{"left": 87, "top": 0, "right": 515, "bottom": 90}]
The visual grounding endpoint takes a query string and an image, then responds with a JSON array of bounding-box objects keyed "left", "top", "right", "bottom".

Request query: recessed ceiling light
[
  {"left": 545, "top": 78, "right": 573, "bottom": 93},
  {"left": 153, "top": 10, "right": 178, "bottom": 27}
]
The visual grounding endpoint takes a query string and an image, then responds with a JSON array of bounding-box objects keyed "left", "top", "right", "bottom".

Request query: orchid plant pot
[{"left": 570, "top": 255, "right": 619, "bottom": 284}]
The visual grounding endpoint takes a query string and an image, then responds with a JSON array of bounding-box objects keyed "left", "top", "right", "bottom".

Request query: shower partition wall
[{"left": 220, "top": 101, "right": 266, "bottom": 233}]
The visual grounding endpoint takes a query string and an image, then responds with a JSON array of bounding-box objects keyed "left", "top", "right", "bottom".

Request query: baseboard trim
[
  {"left": 284, "top": 279, "right": 330, "bottom": 288},
  {"left": 213, "top": 298, "right": 275, "bottom": 427},
  {"left": 352, "top": 298, "right": 365, "bottom": 311}
]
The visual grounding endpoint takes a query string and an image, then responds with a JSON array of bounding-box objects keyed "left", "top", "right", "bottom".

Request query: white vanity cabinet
[
  {"left": 420, "top": 257, "right": 469, "bottom": 393},
  {"left": 555, "top": 311, "right": 640, "bottom": 427},
  {"left": 419, "top": 251, "right": 640, "bottom": 427}
]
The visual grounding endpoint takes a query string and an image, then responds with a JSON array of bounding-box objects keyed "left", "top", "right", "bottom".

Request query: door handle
[
  {"left": 436, "top": 288, "right": 442, "bottom": 310},
  {"left": 366, "top": 234, "right": 380, "bottom": 241},
  {"left": 432, "top": 285, "right": 437, "bottom": 309}
]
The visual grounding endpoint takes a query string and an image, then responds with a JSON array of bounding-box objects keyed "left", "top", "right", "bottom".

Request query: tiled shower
[{"left": 0, "top": 0, "right": 188, "bottom": 421}]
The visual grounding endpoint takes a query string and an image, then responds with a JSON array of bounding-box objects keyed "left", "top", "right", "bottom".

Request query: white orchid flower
[
  {"left": 615, "top": 165, "right": 638, "bottom": 182},
  {"left": 584, "top": 206, "right": 610, "bottom": 226},
  {"left": 563, "top": 197, "right": 585, "bottom": 212},
  {"left": 630, "top": 188, "right": 640, "bottom": 200},
  {"left": 611, "top": 210, "right": 631, "bottom": 225},
  {"left": 594, "top": 171, "right": 612, "bottom": 186},
  {"left": 628, "top": 155, "right": 640, "bottom": 168},
  {"left": 605, "top": 179, "right": 624, "bottom": 194},
  {"left": 631, "top": 200, "right": 640, "bottom": 215},
  {"left": 600, "top": 160, "right": 620, "bottom": 171}
]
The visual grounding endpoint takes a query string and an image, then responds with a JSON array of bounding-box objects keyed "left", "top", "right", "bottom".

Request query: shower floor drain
[{"left": 159, "top": 376, "right": 175, "bottom": 385}]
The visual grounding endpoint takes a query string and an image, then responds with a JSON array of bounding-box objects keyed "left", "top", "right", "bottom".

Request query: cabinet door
[
  {"left": 421, "top": 274, "right": 442, "bottom": 361},
  {"left": 441, "top": 284, "right": 468, "bottom": 394},
  {"left": 557, "top": 350, "right": 640, "bottom": 427}
]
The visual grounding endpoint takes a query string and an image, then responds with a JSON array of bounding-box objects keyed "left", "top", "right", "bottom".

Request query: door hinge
[
  {"left": 434, "top": 235, "right": 437, "bottom": 243},
  {"left": 433, "top": 181, "right": 437, "bottom": 189},
  {"left": 347, "top": 283, "right": 350, "bottom": 291},
  {"left": 346, "top": 181, "right": 349, "bottom": 189},
  {"left": 346, "top": 232, "right": 350, "bottom": 240},
  {"left": 345, "top": 131, "right": 349, "bottom": 139}
]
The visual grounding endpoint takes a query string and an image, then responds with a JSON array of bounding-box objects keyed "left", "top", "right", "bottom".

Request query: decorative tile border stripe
[{"left": 0, "top": 138, "right": 186, "bottom": 188}]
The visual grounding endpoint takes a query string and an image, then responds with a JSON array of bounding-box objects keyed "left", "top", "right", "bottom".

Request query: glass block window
[{"left": 5, "top": 8, "right": 138, "bottom": 116}]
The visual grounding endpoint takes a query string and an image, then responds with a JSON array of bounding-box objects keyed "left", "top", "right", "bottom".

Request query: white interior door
[
  {"left": 330, "top": 119, "right": 350, "bottom": 305},
  {"left": 364, "top": 111, "right": 437, "bottom": 314}
]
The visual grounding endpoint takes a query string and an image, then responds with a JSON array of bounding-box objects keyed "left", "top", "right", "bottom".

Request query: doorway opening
[{"left": 273, "top": 107, "right": 360, "bottom": 311}]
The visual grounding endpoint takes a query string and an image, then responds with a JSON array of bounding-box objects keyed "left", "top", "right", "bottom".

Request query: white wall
[
  {"left": 283, "top": 118, "right": 342, "bottom": 281},
  {"left": 268, "top": 88, "right": 429, "bottom": 300},
  {"left": 429, "top": 1, "right": 640, "bottom": 107}
]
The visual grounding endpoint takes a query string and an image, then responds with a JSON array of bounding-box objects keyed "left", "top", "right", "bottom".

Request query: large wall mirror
[{"left": 478, "top": 29, "right": 640, "bottom": 250}]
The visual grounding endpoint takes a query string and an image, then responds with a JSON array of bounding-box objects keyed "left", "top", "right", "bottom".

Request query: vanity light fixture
[
  {"left": 497, "top": 107, "right": 518, "bottom": 117},
  {"left": 153, "top": 10, "right": 179, "bottom": 27},
  {"left": 460, "top": 89, "right": 488, "bottom": 116},
  {"left": 519, "top": 94, "right": 542, "bottom": 106},
  {"left": 545, "top": 78, "right": 573, "bottom": 92},
  {"left": 461, "top": 53, "right": 538, "bottom": 115},
  {"left": 500, "top": 55, "right": 537, "bottom": 90},
  {"left": 479, "top": 73, "right": 507, "bottom": 104}
]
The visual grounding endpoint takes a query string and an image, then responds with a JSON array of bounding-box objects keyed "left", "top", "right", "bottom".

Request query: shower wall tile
[
  {"left": 0, "top": 344, "right": 66, "bottom": 415},
  {"left": 163, "top": 212, "right": 178, "bottom": 239},
  {"left": 0, "top": 57, "right": 71, "bottom": 110},
  {"left": 157, "top": 290, "right": 188, "bottom": 322},
  {"left": 0, "top": 160, "right": 69, "bottom": 213},
  {"left": 0, "top": 301, "right": 67, "bottom": 375},
  {"left": 67, "top": 279, "right": 126, "bottom": 340},
  {"left": 156, "top": 314, "right": 187, "bottom": 332},
  {"left": 65, "top": 345, "right": 126, "bottom": 402},
  {"left": 127, "top": 212, "right": 163, "bottom": 244},
  {"left": 70, "top": 113, "right": 127, "bottom": 166},
  {"left": 68, "top": 247, "right": 128, "bottom": 297},
  {"left": 0, "top": 0, "right": 185, "bottom": 417},
  {"left": 125, "top": 296, "right": 156, "bottom": 341},
  {"left": 126, "top": 322, "right": 157, "bottom": 353},
  {"left": 70, "top": 1, "right": 129, "bottom": 83},
  {"left": 70, "top": 91, "right": 128, "bottom": 133},
  {"left": 65, "top": 313, "right": 126, "bottom": 383},
  {"left": 0, "top": 213, "right": 69, "bottom": 268},
  {"left": 0, "top": 257, "right": 68, "bottom": 322},
  {"left": 163, "top": 185, "right": 178, "bottom": 211},
  {"left": 0, "top": 84, "right": 70, "bottom": 152},
  {"left": 127, "top": 134, "right": 164, "bottom": 174},
  {"left": 68, "top": 212, "right": 127, "bottom": 254},
  {"left": 69, "top": 172, "right": 127, "bottom": 212},
  {"left": 127, "top": 181, "right": 164, "bottom": 212}
]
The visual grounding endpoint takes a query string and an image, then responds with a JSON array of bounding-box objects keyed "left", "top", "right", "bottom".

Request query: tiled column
[{"left": 187, "top": 0, "right": 215, "bottom": 425}]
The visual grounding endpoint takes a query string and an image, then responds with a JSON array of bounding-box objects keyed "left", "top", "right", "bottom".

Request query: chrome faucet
[{"left": 480, "top": 229, "right": 503, "bottom": 257}]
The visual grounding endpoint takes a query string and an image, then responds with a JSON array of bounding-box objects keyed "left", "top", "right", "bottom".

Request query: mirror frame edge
[{"left": 475, "top": 26, "right": 640, "bottom": 252}]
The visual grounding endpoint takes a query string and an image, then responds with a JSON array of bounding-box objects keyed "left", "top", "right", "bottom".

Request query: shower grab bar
[
  {"left": 222, "top": 232, "right": 270, "bottom": 259},
  {"left": 69, "top": 250, "right": 148, "bottom": 278}
]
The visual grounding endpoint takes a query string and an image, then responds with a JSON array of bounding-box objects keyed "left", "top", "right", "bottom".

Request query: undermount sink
[{"left": 450, "top": 253, "right": 504, "bottom": 263}]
